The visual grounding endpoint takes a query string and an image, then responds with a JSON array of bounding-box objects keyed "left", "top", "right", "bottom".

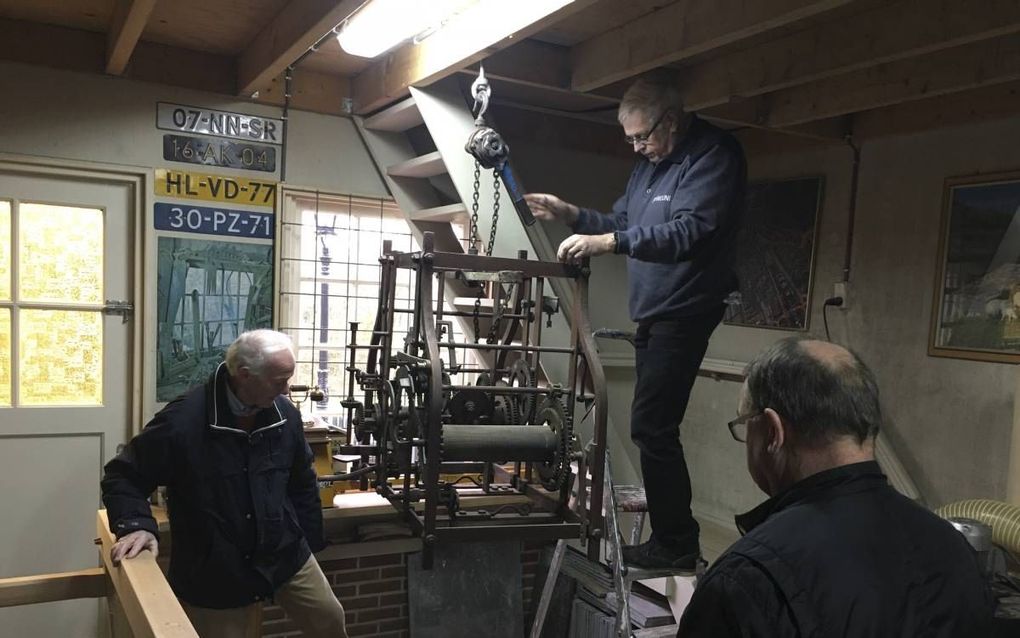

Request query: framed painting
[
  {"left": 155, "top": 236, "right": 274, "bottom": 401},
  {"left": 930, "top": 171, "right": 1020, "bottom": 363},
  {"left": 723, "top": 176, "right": 824, "bottom": 331}
]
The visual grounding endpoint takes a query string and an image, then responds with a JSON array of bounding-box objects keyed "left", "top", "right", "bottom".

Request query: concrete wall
[{"left": 511, "top": 114, "right": 1020, "bottom": 527}]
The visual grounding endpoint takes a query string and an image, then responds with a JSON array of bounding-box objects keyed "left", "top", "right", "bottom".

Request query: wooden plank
[
  {"left": 237, "top": 0, "right": 363, "bottom": 96},
  {"left": 680, "top": 0, "right": 1020, "bottom": 111},
  {"left": 388, "top": 151, "right": 447, "bottom": 178},
  {"left": 351, "top": 0, "right": 600, "bottom": 115},
  {"left": 252, "top": 67, "right": 352, "bottom": 116},
  {"left": 362, "top": 97, "right": 424, "bottom": 131},
  {"left": 0, "top": 18, "right": 236, "bottom": 95},
  {"left": 106, "top": 0, "right": 157, "bottom": 75},
  {"left": 855, "top": 80, "right": 1020, "bottom": 139},
  {"left": 97, "top": 510, "right": 198, "bottom": 638},
  {"left": 751, "top": 33, "right": 1020, "bottom": 127},
  {"left": 0, "top": 568, "right": 108, "bottom": 608},
  {"left": 568, "top": 0, "right": 854, "bottom": 92}
]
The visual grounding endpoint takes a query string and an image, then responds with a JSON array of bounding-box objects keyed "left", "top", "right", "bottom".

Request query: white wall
[
  {"left": 0, "top": 61, "right": 388, "bottom": 421},
  {"left": 0, "top": 61, "right": 386, "bottom": 196}
]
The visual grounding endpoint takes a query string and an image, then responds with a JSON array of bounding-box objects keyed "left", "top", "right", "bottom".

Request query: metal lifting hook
[{"left": 470, "top": 65, "right": 490, "bottom": 125}]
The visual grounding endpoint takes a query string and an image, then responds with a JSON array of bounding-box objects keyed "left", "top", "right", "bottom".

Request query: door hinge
[{"left": 103, "top": 299, "right": 134, "bottom": 323}]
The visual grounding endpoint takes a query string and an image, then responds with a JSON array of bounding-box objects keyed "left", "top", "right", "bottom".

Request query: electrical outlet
[{"left": 834, "top": 281, "right": 849, "bottom": 310}]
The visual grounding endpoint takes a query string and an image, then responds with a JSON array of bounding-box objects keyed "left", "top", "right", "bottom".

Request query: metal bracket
[{"left": 103, "top": 299, "right": 134, "bottom": 323}]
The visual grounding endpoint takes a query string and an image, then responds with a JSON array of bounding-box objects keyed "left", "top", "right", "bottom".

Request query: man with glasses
[
  {"left": 677, "top": 337, "right": 992, "bottom": 637},
  {"left": 524, "top": 71, "right": 746, "bottom": 570}
]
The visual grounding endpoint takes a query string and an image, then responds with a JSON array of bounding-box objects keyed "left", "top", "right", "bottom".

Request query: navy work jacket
[
  {"left": 101, "top": 363, "right": 324, "bottom": 608},
  {"left": 573, "top": 115, "right": 746, "bottom": 322}
]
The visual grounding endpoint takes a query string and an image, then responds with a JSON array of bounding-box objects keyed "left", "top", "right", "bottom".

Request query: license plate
[
  {"left": 154, "top": 169, "right": 276, "bottom": 207},
  {"left": 156, "top": 102, "right": 283, "bottom": 144},
  {"left": 153, "top": 203, "right": 274, "bottom": 239},
  {"left": 162, "top": 134, "right": 276, "bottom": 173}
]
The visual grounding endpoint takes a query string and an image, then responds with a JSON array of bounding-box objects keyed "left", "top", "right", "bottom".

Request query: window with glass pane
[
  {"left": 0, "top": 202, "right": 106, "bottom": 407},
  {"left": 278, "top": 192, "right": 474, "bottom": 429}
]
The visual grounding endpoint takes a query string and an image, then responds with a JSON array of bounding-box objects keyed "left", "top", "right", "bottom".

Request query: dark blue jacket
[
  {"left": 573, "top": 116, "right": 746, "bottom": 322},
  {"left": 101, "top": 363, "right": 324, "bottom": 609},
  {"left": 678, "top": 461, "right": 994, "bottom": 637}
]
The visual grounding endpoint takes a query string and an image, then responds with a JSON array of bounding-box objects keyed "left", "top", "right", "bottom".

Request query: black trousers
[{"left": 630, "top": 305, "right": 725, "bottom": 551}]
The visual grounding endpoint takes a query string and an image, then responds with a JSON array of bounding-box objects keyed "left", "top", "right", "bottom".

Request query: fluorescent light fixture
[{"left": 337, "top": 0, "right": 475, "bottom": 58}]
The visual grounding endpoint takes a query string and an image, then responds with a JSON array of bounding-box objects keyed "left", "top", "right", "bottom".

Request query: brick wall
[
  {"left": 261, "top": 541, "right": 550, "bottom": 637},
  {"left": 262, "top": 552, "right": 411, "bottom": 638}
]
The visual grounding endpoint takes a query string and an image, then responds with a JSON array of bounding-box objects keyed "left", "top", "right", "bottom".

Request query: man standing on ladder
[{"left": 525, "top": 70, "right": 747, "bottom": 570}]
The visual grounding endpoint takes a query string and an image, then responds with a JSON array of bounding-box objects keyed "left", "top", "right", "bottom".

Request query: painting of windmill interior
[
  {"left": 723, "top": 177, "right": 823, "bottom": 331},
  {"left": 931, "top": 174, "right": 1020, "bottom": 362}
]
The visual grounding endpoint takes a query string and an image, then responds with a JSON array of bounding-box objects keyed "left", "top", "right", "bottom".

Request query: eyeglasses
[
  {"left": 624, "top": 110, "right": 669, "bottom": 146},
  {"left": 727, "top": 410, "right": 763, "bottom": 443}
]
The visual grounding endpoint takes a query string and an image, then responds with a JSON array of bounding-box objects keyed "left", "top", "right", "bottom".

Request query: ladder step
[
  {"left": 614, "top": 485, "right": 648, "bottom": 512},
  {"left": 410, "top": 203, "right": 467, "bottom": 222},
  {"left": 387, "top": 151, "right": 446, "bottom": 178},
  {"left": 362, "top": 97, "right": 424, "bottom": 132}
]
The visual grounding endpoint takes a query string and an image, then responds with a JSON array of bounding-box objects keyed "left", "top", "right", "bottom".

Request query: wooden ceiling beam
[
  {"left": 106, "top": 0, "right": 157, "bottom": 75},
  {"left": 0, "top": 18, "right": 235, "bottom": 93},
  {"left": 237, "top": 0, "right": 362, "bottom": 97},
  {"left": 466, "top": 39, "right": 572, "bottom": 91},
  {"left": 681, "top": 0, "right": 1020, "bottom": 111},
  {"left": 854, "top": 80, "right": 1020, "bottom": 139},
  {"left": 708, "top": 34, "right": 1020, "bottom": 128},
  {"left": 351, "top": 0, "right": 600, "bottom": 115},
  {"left": 568, "top": 0, "right": 855, "bottom": 93}
]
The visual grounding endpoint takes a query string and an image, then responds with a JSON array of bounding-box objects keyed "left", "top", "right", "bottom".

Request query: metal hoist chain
[
  {"left": 487, "top": 281, "right": 514, "bottom": 344},
  {"left": 468, "top": 161, "right": 482, "bottom": 255},
  {"left": 468, "top": 164, "right": 503, "bottom": 344},
  {"left": 486, "top": 168, "right": 501, "bottom": 257}
]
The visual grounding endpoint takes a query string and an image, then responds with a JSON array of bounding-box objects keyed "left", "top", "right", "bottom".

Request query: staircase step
[
  {"left": 410, "top": 203, "right": 467, "bottom": 222},
  {"left": 363, "top": 97, "right": 424, "bottom": 132},
  {"left": 614, "top": 485, "right": 648, "bottom": 512},
  {"left": 387, "top": 151, "right": 446, "bottom": 178},
  {"left": 634, "top": 625, "right": 679, "bottom": 638}
]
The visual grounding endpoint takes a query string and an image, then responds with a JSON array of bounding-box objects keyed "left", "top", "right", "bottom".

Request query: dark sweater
[{"left": 573, "top": 116, "right": 746, "bottom": 322}]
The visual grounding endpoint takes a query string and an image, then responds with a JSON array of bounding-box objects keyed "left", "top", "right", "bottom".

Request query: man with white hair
[
  {"left": 525, "top": 70, "right": 747, "bottom": 569},
  {"left": 102, "top": 329, "right": 347, "bottom": 638}
]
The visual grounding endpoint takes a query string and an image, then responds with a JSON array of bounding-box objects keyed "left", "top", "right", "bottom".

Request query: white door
[{"left": 0, "top": 168, "right": 134, "bottom": 638}]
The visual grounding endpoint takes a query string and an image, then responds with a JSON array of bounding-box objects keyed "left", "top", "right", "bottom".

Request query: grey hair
[
  {"left": 618, "top": 70, "right": 685, "bottom": 124},
  {"left": 225, "top": 329, "right": 294, "bottom": 376},
  {"left": 744, "top": 337, "right": 882, "bottom": 446}
]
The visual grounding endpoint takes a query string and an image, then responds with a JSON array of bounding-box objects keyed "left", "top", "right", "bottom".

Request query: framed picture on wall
[
  {"left": 930, "top": 171, "right": 1020, "bottom": 363},
  {"left": 723, "top": 176, "right": 824, "bottom": 331}
]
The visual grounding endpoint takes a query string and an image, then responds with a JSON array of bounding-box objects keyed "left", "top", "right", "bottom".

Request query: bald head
[{"left": 743, "top": 337, "right": 882, "bottom": 447}]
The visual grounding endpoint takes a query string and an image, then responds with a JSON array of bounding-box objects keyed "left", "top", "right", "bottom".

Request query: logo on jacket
[{"left": 652, "top": 194, "right": 671, "bottom": 203}]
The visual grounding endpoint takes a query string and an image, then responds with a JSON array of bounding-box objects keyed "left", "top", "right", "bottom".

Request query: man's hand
[
  {"left": 557, "top": 233, "right": 616, "bottom": 262},
  {"left": 523, "top": 193, "right": 580, "bottom": 225},
  {"left": 110, "top": 530, "right": 158, "bottom": 565}
]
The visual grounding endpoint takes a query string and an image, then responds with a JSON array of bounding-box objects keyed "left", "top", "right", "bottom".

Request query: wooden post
[{"left": 96, "top": 510, "right": 198, "bottom": 638}]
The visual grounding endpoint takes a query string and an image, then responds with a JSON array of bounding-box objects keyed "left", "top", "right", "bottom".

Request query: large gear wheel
[
  {"left": 447, "top": 388, "right": 493, "bottom": 424},
  {"left": 509, "top": 359, "right": 537, "bottom": 424},
  {"left": 534, "top": 396, "right": 570, "bottom": 491},
  {"left": 491, "top": 379, "right": 522, "bottom": 425}
]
